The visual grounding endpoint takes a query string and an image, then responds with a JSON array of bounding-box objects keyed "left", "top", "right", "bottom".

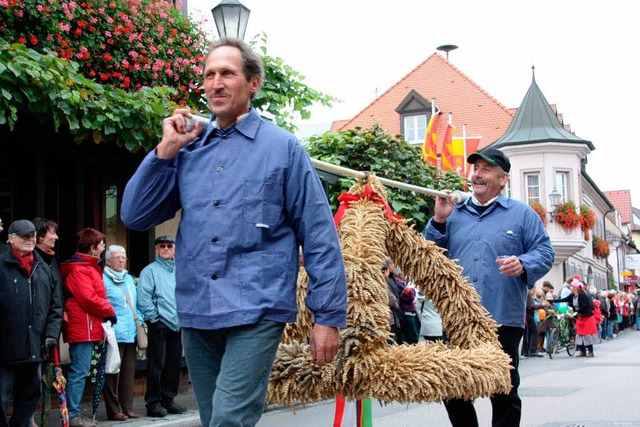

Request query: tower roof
[{"left": 492, "top": 67, "right": 594, "bottom": 150}]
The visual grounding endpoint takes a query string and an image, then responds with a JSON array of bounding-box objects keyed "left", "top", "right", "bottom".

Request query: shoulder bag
[{"left": 117, "top": 284, "right": 148, "bottom": 350}]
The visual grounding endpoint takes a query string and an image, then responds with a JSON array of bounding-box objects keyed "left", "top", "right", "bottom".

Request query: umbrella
[
  {"left": 52, "top": 348, "right": 69, "bottom": 427},
  {"left": 92, "top": 342, "right": 107, "bottom": 423},
  {"left": 40, "top": 362, "right": 54, "bottom": 427},
  {"left": 40, "top": 360, "right": 54, "bottom": 427}
]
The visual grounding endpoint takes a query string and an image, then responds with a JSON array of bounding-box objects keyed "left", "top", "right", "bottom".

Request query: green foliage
[
  {"left": 306, "top": 123, "right": 468, "bottom": 230},
  {"left": 253, "top": 34, "right": 336, "bottom": 134},
  {"left": 0, "top": 2, "right": 335, "bottom": 150},
  {"left": 0, "top": 39, "right": 176, "bottom": 151},
  {"left": 0, "top": 0, "right": 210, "bottom": 107}
]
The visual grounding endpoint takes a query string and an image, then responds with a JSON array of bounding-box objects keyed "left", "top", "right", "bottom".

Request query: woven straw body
[{"left": 268, "top": 174, "right": 512, "bottom": 406}]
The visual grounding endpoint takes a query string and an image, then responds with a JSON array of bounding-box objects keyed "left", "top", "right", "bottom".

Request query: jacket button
[
  {"left": 213, "top": 200, "right": 220, "bottom": 206},
  {"left": 211, "top": 236, "right": 219, "bottom": 243},
  {"left": 211, "top": 274, "right": 218, "bottom": 280},
  {"left": 217, "top": 166, "right": 224, "bottom": 172}
]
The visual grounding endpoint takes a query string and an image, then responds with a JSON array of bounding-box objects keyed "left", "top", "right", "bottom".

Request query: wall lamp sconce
[{"left": 548, "top": 188, "right": 562, "bottom": 222}]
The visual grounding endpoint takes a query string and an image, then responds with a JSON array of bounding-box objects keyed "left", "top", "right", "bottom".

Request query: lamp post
[
  {"left": 548, "top": 188, "right": 562, "bottom": 222},
  {"left": 211, "top": 0, "right": 251, "bottom": 39},
  {"left": 610, "top": 235, "right": 623, "bottom": 291}
]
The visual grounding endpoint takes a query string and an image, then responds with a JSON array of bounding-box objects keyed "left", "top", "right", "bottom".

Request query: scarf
[
  {"left": 156, "top": 256, "right": 175, "bottom": 273},
  {"left": 11, "top": 247, "right": 34, "bottom": 276},
  {"left": 104, "top": 266, "right": 127, "bottom": 283}
]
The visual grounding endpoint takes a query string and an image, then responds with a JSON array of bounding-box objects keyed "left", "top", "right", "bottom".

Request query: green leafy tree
[
  {"left": 306, "top": 123, "right": 468, "bottom": 230},
  {"left": 0, "top": 1, "right": 334, "bottom": 148}
]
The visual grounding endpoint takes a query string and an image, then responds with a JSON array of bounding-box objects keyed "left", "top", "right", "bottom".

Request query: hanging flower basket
[
  {"left": 580, "top": 204, "right": 596, "bottom": 240},
  {"left": 592, "top": 236, "right": 610, "bottom": 258},
  {"left": 554, "top": 201, "right": 581, "bottom": 229},
  {"left": 529, "top": 202, "right": 548, "bottom": 226}
]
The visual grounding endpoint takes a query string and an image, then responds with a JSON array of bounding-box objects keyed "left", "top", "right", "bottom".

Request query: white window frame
[
  {"left": 404, "top": 114, "right": 427, "bottom": 146},
  {"left": 524, "top": 172, "right": 541, "bottom": 205},
  {"left": 555, "top": 171, "right": 570, "bottom": 203}
]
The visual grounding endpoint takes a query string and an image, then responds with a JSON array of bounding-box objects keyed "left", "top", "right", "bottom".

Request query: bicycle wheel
[
  {"left": 566, "top": 319, "right": 576, "bottom": 356},
  {"left": 547, "top": 327, "right": 559, "bottom": 359},
  {"left": 566, "top": 338, "right": 576, "bottom": 356}
]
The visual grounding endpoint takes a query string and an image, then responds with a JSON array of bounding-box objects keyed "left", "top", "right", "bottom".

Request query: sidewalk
[{"left": 38, "top": 382, "right": 292, "bottom": 427}]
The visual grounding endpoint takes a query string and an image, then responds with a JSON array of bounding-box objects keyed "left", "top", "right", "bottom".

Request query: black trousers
[
  {"left": 444, "top": 325, "right": 523, "bottom": 427},
  {"left": 145, "top": 321, "right": 183, "bottom": 406},
  {"left": 0, "top": 362, "right": 41, "bottom": 427}
]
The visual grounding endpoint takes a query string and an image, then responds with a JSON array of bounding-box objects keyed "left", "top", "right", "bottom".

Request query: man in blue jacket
[
  {"left": 423, "top": 147, "right": 554, "bottom": 427},
  {"left": 121, "top": 37, "right": 347, "bottom": 427},
  {"left": 137, "top": 235, "right": 185, "bottom": 418}
]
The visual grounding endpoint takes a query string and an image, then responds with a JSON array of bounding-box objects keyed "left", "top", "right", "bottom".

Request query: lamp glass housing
[{"left": 211, "top": 0, "right": 250, "bottom": 39}]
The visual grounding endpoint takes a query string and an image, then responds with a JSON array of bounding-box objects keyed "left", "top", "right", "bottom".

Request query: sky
[{"left": 189, "top": 0, "right": 639, "bottom": 206}]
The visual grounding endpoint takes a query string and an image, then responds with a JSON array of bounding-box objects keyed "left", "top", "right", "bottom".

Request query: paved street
[
  {"left": 86, "top": 329, "right": 640, "bottom": 427},
  {"left": 257, "top": 329, "right": 640, "bottom": 427}
]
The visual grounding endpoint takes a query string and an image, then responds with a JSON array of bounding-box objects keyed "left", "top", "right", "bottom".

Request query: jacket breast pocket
[
  {"left": 495, "top": 229, "right": 523, "bottom": 256},
  {"left": 242, "top": 178, "right": 284, "bottom": 227}
]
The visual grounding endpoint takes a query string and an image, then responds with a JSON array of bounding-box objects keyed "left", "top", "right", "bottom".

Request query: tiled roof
[
  {"left": 330, "top": 53, "right": 515, "bottom": 151},
  {"left": 492, "top": 72, "right": 592, "bottom": 149},
  {"left": 604, "top": 190, "right": 632, "bottom": 224}
]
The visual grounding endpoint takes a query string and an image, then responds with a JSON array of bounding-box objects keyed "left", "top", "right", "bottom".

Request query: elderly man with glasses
[
  {"left": 0, "top": 220, "right": 63, "bottom": 426},
  {"left": 137, "top": 235, "right": 186, "bottom": 418}
]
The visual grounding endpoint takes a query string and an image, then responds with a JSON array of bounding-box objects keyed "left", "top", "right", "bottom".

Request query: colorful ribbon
[
  {"left": 334, "top": 395, "right": 373, "bottom": 427},
  {"left": 333, "top": 185, "right": 403, "bottom": 227}
]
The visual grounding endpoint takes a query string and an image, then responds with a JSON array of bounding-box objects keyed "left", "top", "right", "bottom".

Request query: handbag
[
  {"left": 117, "top": 284, "right": 149, "bottom": 350},
  {"left": 102, "top": 321, "right": 121, "bottom": 374}
]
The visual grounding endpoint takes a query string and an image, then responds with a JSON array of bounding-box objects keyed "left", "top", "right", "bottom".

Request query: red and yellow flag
[
  {"left": 422, "top": 113, "right": 439, "bottom": 167},
  {"left": 451, "top": 137, "right": 466, "bottom": 174},
  {"left": 463, "top": 137, "right": 481, "bottom": 177},
  {"left": 440, "top": 123, "right": 455, "bottom": 171}
]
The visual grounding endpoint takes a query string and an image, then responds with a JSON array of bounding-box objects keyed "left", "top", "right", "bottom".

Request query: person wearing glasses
[
  {"left": 102, "top": 245, "right": 143, "bottom": 421},
  {"left": 0, "top": 220, "right": 63, "bottom": 426},
  {"left": 136, "top": 235, "right": 187, "bottom": 418}
]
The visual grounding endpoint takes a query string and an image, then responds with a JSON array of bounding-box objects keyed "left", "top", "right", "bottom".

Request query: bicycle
[{"left": 546, "top": 311, "right": 576, "bottom": 359}]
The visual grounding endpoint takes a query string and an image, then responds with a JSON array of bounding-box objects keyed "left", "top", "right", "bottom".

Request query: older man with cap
[
  {"left": 423, "top": 147, "right": 555, "bottom": 427},
  {"left": 0, "top": 220, "right": 63, "bottom": 426},
  {"left": 137, "top": 235, "right": 186, "bottom": 418}
]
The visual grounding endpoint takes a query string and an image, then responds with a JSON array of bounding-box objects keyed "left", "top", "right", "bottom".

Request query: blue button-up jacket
[
  {"left": 423, "top": 195, "right": 554, "bottom": 328},
  {"left": 121, "top": 108, "right": 347, "bottom": 330}
]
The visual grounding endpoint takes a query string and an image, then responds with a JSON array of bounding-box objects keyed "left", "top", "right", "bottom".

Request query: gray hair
[{"left": 105, "top": 244, "right": 126, "bottom": 260}]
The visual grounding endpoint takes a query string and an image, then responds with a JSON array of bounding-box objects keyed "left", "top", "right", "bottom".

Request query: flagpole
[
  {"left": 462, "top": 123, "right": 467, "bottom": 176},
  {"left": 310, "top": 157, "right": 470, "bottom": 203}
]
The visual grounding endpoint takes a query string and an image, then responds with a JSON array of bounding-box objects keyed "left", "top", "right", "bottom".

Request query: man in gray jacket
[{"left": 137, "top": 235, "right": 186, "bottom": 417}]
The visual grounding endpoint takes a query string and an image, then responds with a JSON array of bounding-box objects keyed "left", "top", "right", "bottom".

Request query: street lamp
[
  {"left": 609, "top": 235, "right": 623, "bottom": 291},
  {"left": 548, "top": 188, "right": 562, "bottom": 222},
  {"left": 211, "top": 0, "right": 250, "bottom": 39}
]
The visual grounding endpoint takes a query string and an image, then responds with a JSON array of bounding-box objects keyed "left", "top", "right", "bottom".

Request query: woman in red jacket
[{"left": 60, "top": 228, "right": 116, "bottom": 427}]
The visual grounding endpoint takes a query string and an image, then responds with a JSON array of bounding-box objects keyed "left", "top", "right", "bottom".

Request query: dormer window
[{"left": 396, "top": 90, "right": 433, "bottom": 146}]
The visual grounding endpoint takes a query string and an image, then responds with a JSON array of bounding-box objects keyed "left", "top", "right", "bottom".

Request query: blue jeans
[
  {"left": 0, "top": 362, "right": 41, "bottom": 427},
  {"left": 183, "top": 320, "right": 285, "bottom": 427},
  {"left": 606, "top": 318, "right": 615, "bottom": 339},
  {"left": 66, "top": 342, "right": 96, "bottom": 419}
]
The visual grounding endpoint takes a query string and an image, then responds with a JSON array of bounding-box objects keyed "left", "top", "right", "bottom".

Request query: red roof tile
[
  {"left": 603, "top": 190, "right": 632, "bottom": 224},
  {"left": 330, "top": 53, "right": 515, "bottom": 151}
]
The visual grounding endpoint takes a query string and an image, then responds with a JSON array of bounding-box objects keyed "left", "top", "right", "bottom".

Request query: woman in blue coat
[{"left": 102, "top": 245, "right": 144, "bottom": 420}]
